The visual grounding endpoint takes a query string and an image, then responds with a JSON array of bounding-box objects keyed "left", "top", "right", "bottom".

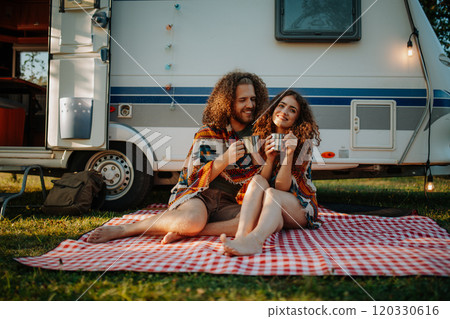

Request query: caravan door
[
  {"left": 350, "top": 100, "right": 396, "bottom": 150},
  {"left": 47, "top": 0, "right": 111, "bottom": 149}
]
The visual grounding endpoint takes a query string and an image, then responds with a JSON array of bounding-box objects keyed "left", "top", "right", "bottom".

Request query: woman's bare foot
[
  {"left": 87, "top": 225, "right": 126, "bottom": 243},
  {"left": 220, "top": 233, "right": 263, "bottom": 256},
  {"left": 161, "top": 232, "right": 185, "bottom": 244}
]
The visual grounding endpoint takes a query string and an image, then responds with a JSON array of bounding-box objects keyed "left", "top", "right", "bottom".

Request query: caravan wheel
[{"left": 85, "top": 144, "right": 152, "bottom": 211}]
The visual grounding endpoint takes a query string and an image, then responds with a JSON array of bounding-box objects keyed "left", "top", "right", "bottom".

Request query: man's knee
[
  {"left": 171, "top": 200, "right": 208, "bottom": 235},
  {"left": 176, "top": 210, "right": 208, "bottom": 236}
]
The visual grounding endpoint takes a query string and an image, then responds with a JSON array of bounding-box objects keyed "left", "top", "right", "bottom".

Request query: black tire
[{"left": 84, "top": 141, "right": 153, "bottom": 211}]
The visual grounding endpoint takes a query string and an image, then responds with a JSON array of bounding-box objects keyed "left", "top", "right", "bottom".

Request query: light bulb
[
  {"left": 407, "top": 40, "right": 413, "bottom": 57},
  {"left": 425, "top": 175, "right": 435, "bottom": 192},
  {"left": 408, "top": 47, "right": 413, "bottom": 57}
]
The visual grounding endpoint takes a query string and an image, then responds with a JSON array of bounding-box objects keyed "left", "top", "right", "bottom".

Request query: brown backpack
[{"left": 42, "top": 171, "right": 106, "bottom": 215}]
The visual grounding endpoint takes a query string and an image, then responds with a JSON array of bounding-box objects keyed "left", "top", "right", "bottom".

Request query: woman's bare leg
[
  {"left": 234, "top": 175, "right": 270, "bottom": 238},
  {"left": 221, "top": 189, "right": 307, "bottom": 256},
  {"left": 87, "top": 198, "right": 208, "bottom": 243}
]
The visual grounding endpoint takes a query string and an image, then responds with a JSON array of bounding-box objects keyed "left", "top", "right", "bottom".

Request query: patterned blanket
[
  {"left": 168, "top": 124, "right": 260, "bottom": 209},
  {"left": 15, "top": 205, "right": 450, "bottom": 276}
]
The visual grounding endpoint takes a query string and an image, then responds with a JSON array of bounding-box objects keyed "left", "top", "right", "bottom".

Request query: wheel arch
[{"left": 108, "top": 122, "right": 157, "bottom": 175}]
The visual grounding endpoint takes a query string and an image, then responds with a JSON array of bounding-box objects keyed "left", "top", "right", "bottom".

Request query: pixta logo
[{"left": 126, "top": 128, "right": 173, "bottom": 175}]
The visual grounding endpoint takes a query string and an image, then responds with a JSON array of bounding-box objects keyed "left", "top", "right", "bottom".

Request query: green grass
[{"left": 0, "top": 173, "right": 449, "bottom": 301}]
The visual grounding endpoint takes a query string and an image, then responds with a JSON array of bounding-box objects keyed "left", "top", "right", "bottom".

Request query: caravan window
[
  {"left": 16, "top": 50, "right": 48, "bottom": 87},
  {"left": 275, "top": 0, "right": 361, "bottom": 42}
]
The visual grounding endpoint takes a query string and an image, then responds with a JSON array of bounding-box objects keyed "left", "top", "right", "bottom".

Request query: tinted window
[{"left": 275, "top": 0, "right": 361, "bottom": 42}]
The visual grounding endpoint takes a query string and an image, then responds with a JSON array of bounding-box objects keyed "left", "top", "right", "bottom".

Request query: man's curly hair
[
  {"left": 253, "top": 89, "right": 321, "bottom": 163},
  {"left": 202, "top": 71, "right": 269, "bottom": 129}
]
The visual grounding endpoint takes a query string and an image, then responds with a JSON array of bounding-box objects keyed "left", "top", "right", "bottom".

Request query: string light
[
  {"left": 407, "top": 28, "right": 418, "bottom": 57},
  {"left": 426, "top": 174, "right": 435, "bottom": 192},
  {"left": 407, "top": 39, "right": 413, "bottom": 57}
]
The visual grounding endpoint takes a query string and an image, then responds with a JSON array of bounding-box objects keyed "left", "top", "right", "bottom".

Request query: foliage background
[{"left": 419, "top": 0, "right": 449, "bottom": 56}]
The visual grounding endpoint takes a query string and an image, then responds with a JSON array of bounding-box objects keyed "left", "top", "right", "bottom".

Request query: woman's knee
[
  {"left": 262, "top": 188, "right": 283, "bottom": 214},
  {"left": 263, "top": 187, "right": 279, "bottom": 203},
  {"left": 249, "top": 175, "right": 269, "bottom": 191}
]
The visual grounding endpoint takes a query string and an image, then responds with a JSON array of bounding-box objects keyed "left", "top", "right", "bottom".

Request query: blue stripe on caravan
[
  {"left": 434, "top": 99, "right": 450, "bottom": 107},
  {"left": 110, "top": 95, "right": 427, "bottom": 107},
  {"left": 268, "top": 88, "right": 427, "bottom": 97},
  {"left": 110, "top": 86, "right": 213, "bottom": 95},
  {"left": 305, "top": 97, "right": 426, "bottom": 107},
  {"left": 434, "top": 90, "right": 450, "bottom": 98},
  {"left": 110, "top": 95, "right": 209, "bottom": 104},
  {"left": 111, "top": 87, "right": 427, "bottom": 97}
]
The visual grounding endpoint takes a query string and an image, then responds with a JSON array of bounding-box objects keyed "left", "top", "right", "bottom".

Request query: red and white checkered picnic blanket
[{"left": 15, "top": 205, "right": 450, "bottom": 276}]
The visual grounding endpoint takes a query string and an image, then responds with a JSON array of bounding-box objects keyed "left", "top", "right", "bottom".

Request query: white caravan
[{"left": 0, "top": 0, "right": 448, "bottom": 210}]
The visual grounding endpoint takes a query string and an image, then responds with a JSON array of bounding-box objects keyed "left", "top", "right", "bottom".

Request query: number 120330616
[{"left": 372, "top": 305, "right": 439, "bottom": 316}]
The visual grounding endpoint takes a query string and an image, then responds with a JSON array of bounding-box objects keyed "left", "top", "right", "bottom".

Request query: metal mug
[
  {"left": 271, "top": 133, "right": 285, "bottom": 151},
  {"left": 243, "top": 135, "right": 260, "bottom": 153}
]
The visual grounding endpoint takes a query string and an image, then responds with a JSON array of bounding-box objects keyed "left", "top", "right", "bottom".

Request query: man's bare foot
[
  {"left": 220, "top": 233, "right": 263, "bottom": 256},
  {"left": 87, "top": 225, "right": 125, "bottom": 243},
  {"left": 161, "top": 232, "right": 185, "bottom": 244}
]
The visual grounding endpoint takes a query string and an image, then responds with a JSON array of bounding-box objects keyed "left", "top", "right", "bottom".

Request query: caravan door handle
[
  {"left": 92, "top": 12, "right": 109, "bottom": 28},
  {"left": 353, "top": 116, "right": 360, "bottom": 133}
]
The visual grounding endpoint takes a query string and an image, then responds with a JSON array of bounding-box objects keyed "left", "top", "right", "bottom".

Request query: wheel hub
[
  {"left": 85, "top": 151, "right": 134, "bottom": 200},
  {"left": 101, "top": 163, "right": 125, "bottom": 187}
]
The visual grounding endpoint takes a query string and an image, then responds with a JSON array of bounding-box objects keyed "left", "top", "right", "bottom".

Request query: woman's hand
[
  {"left": 264, "top": 136, "right": 278, "bottom": 163},
  {"left": 224, "top": 140, "right": 246, "bottom": 165},
  {"left": 284, "top": 131, "right": 298, "bottom": 156}
]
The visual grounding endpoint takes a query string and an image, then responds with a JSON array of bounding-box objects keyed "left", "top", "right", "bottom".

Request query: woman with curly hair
[{"left": 220, "top": 89, "right": 321, "bottom": 256}]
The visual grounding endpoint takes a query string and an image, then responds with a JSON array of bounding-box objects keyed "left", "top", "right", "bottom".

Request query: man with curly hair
[{"left": 87, "top": 71, "right": 268, "bottom": 244}]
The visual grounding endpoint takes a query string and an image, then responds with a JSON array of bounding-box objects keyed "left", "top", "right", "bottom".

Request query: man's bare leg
[
  {"left": 87, "top": 198, "right": 208, "bottom": 243},
  {"left": 221, "top": 189, "right": 307, "bottom": 256}
]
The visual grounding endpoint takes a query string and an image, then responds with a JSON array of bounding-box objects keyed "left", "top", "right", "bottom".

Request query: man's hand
[{"left": 224, "top": 140, "right": 246, "bottom": 165}]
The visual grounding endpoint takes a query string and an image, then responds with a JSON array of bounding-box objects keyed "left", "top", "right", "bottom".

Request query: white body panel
[
  {"left": 1, "top": 0, "right": 449, "bottom": 178},
  {"left": 108, "top": 0, "right": 449, "bottom": 173}
]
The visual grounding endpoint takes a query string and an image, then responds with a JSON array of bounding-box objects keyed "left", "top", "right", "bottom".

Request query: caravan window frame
[{"left": 275, "top": 0, "right": 361, "bottom": 42}]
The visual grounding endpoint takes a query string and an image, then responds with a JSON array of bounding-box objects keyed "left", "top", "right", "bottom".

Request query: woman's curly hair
[
  {"left": 202, "top": 71, "right": 269, "bottom": 129},
  {"left": 253, "top": 89, "right": 321, "bottom": 163}
]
